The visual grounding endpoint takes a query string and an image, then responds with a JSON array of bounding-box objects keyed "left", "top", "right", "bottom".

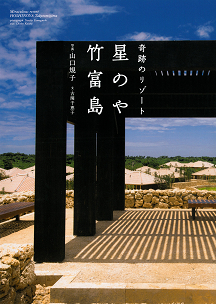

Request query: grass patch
[{"left": 197, "top": 187, "right": 216, "bottom": 191}]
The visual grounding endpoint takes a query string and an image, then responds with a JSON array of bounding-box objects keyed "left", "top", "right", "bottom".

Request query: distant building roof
[
  {"left": 185, "top": 161, "right": 214, "bottom": 168},
  {"left": 155, "top": 168, "right": 181, "bottom": 178},
  {"left": 163, "top": 161, "right": 183, "bottom": 167},
  {"left": 0, "top": 165, "right": 76, "bottom": 193},
  {"left": 23, "top": 166, "right": 35, "bottom": 172},
  {"left": 163, "top": 161, "right": 214, "bottom": 168},
  {"left": 25, "top": 171, "right": 35, "bottom": 178},
  {"left": 192, "top": 167, "right": 216, "bottom": 177},
  {"left": 136, "top": 166, "right": 157, "bottom": 175},
  {"left": 0, "top": 174, "right": 35, "bottom": 193},
  {"left": 66, "top": 166, "right": 74, "bottom": 174},
  {"left": 0, "top": 168, "right": 6, "bottom": 175},
  {"left": 16, "top": 176, "right": 35, "bottom": 192},
  {"left": 66, "top": 173, "right": 74, "bottom": 180},
  {"left": 5, "top": 167, "right": 26, "bottom": 177},
  {"left": 125, "top": 171, "right": 155, "bottom": 186}
]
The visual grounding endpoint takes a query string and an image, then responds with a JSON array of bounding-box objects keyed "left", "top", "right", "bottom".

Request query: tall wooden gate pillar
[
  {"left": 112, "top": 114, "right": 125, "bottom": 210},
  {"left": 74, "top": 117, "right": 96, "bottom": 235},
  {"left": 96, "top": 112, "right": 114, "bottom": 220},
  {"left": 35, "top": 42, "right": 67, "bottom": 262},
  {"left": 96, "top": 112, "right": 125, "bottom": 220}
]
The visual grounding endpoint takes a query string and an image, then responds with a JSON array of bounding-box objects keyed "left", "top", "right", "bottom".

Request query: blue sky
[{"left": 1, "top": 0, "right": 216, "bottom": 157}]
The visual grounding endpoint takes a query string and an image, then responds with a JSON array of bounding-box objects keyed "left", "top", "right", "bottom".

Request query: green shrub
[
  {"left": 154, "top": 173, "right": 175, "bottom": 189},
  {"left": 66, "top": 178, "right": 74, "bottom": 190}
]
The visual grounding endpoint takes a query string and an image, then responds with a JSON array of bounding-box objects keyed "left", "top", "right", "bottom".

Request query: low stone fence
[
  {"left": 0, "top": 192, "right": 35, "bottom": 206},
  {"left": 1, "top": 189, "right": 216, "bottom": 209},
  {"left": 0, "top": 191, "right": 74, "bottom": 208},
  {"left": 0, "top": 244, "right": 36, "bottom": 304},
  {"left": 65, "top": 190, "right": 74, "bottom": 208},
  {"left": 125, "top": 189, "right": 216, "bottom": 209}
]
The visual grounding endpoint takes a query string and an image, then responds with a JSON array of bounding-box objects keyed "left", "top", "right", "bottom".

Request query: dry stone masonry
[
  {"left": 1, "top": 189, "right": 216, "bottom": 210},
  {"left": 0, "top": 191, "right": 74, "bottom": 208},
  {"left": 0, "top": 192, "right": 35, "bottom": 206},
  {"left": 0, "top": 190, "right": 74, "bottom": 208},
  {"left": 125, "top": 189, "right": 216, "bottom": 209},
  {"left": 0, "top": 244, "right": 36, "bottom": 304},
  {"left": 65, "top": 190, "right": 74, "bottom": 208}
]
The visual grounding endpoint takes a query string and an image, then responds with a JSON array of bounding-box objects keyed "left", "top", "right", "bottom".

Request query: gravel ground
[{"left": 32, "top": 284, "right": 50, "bottom": 304}]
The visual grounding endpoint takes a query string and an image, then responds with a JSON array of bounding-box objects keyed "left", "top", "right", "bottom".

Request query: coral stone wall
[
  {"left": 65, "top": 190, "right": 74, "bottom": 208},
  {"left": 125, "top": 189, "right": 216, "bottom": 209},
  {"left": 1, "top": 189, "right": 216, "bottom": 210},
  {"left": 0, "top": 191, "right": 74, "bottom": 208},
  {"left": 0, "top": 191, "right": 35, "bottom": 206},
  {"left": 0, "top": 244, "right": 36, "bottom": 304}
]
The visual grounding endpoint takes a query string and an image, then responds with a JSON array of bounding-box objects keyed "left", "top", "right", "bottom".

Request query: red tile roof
[
  {"left": 16, "top": 176, "right": 35, "bottom": 192},
  {"left": 66, "top": 173, "right": 74, "bottom": 180},
  {"left": 125, "top": 171, "right": 155, "bottom": 186},
  {"left": 0, "top": 174, "right": 35, "bottom": 193},
  {"left": 5, "top": 167, "right": 26, "bottom": 177},
  {"left": 66, "top": 166, "right": 74, "bottom": 174}
]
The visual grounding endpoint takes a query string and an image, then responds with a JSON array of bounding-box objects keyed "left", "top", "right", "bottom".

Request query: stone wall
[
  {"left": 0, "top": 244, "right": 36, "bottom": 304},
  {"left": 0, "top": 191, "right": 74, "bottom": 208},
  {"left": 1, "top": 189, "right": 216, "bottom": 210},
  {"left": 125, "top": 189, "right": 216, "bottom": 209},
  {"left": 65, "top": 190, "right": 74, "bottom": 208},
  {"left": 0, "top": 192, "right": 35, "bottom": 206}
]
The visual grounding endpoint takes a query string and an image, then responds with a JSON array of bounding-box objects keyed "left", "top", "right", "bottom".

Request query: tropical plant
[{"left": 154, "top": 172, "right": 175, "bottom": 189}]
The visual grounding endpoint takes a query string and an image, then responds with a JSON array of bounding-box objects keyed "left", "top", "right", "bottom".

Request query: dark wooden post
[
  {"left": 112, "top": 114, "right": 125, "bottom": 210},
  {"left": 34, "top": 43, "right": 67, "bottom": 262},
  {"left": 96, "top": 112, "right": 114, "bottom": 221},
  {"left": 74, "top": 118, "right": 96, "bottom": 236}
]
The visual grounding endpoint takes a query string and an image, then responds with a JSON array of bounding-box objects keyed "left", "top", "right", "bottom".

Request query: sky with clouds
[{"left": 0, "top": 0, "right": 216, "bottom": 157}]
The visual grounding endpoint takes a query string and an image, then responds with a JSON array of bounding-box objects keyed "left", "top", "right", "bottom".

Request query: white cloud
[
  {"left": 0, "top": 114, "right": 35, "bottom": 140},
  {"left": 10, "top": 38, "right": 36, "bottom": 50},
  {"left": 126, "top": 118, "right": 216, "bottom": 131},
  {"left": 123, "top": 31, "right": 172, "bottom": 41},
  {"left": 0, "top": 39, "right": 36, "bottom": 100},
  {"left": 17, "top": 84, "right": 36, "bottom": 96},
  {"left": 0, "top": 144, "right": 35, "bottom": 154},
  {"left": 0, "top": 95, "right": 34, "bottom": 109},
  {"left": 29, "top": 28, "right": 49, "bottom": 40},
  {"left": 125, "top": 141, "right": 165, "bottom": 147},
  {"left": 13, "top": 135, "right": 34, "bottom": 140},
  {"left": 0, "top": 68, "right": 29, "bottom": 82},
  {"left": 0, "top": 101, "right": 27, "bottom": 109},
  {"left": 18, "top": 0, "right": 36, "bottom": 6},
  {"left": 71, "top": 4, "right": 117, "bottom": 15},
  {"left": 0, "top": 23, "right": 17, "bottom": 40},
  {"left": 0, "top": 42, "right": 36, "bottom": 73},
  {"left": 196, "top": 25, "right": 214, "bottom": 38},
  {"left": 66, "top": 0, "right": 118, "bottom": 15}
]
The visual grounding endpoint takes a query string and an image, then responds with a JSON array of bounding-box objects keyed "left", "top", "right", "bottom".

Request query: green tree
[
  {"left": 183, "top": 167, "right": 195, "bottom": 181},
  {"left": 3, "top": 158, "right": 13, "bottom": 170},
  {"left": 66, "top": 154, "right": 74, "bottom": 167},
  {"left": 154, "top": 173, "right": 175, "bottom": 190},
  {"left": 0, "top": 170, "right": 8, "bottom": 181},
  {"left": 66, "top": 178, "right": 74, "bottom": 190}
]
